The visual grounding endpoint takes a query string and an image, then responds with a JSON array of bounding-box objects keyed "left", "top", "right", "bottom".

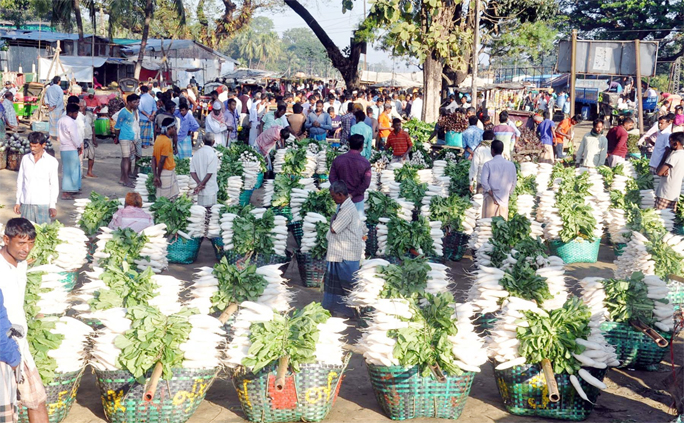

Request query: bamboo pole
[
  {"left": 218, "top": 303, "right": 238, "bottom": 324},
  {"left": 143, "top": 362, "right": 164, "bottom": 402},
  {"left": 274, "top": 356, "right": 290, "bottom": 392},
  {"left": 541, "top": 359, "right": 560, "bottom": 403}
]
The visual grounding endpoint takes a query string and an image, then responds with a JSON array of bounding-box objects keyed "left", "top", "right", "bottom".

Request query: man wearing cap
[
  {"left": 2, "top": 92, "right": 17, "bottom": 132},
  {"left": 205, "top": 101, "right": 228, "bottom": 148},
  {"left": 0, "top": 81, "right": 16, "bottom": 98},
  {"left": 84, "top": 89, "right": 99, "bottom": 110}
]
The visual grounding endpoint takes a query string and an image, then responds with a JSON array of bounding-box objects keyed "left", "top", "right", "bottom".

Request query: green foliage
[
  {"left": 230, "top": 208, "right": 276, "bottom": 255},
  {"left": 150, "top": 194, "right": 192, "bottom": 236},
  {"left": 626, "top": 205, "right": 667, "bottom": 239},
  {"left": 90, "top": 262, "right": 159, "bottom": 311},
  {"left": 282, "top": 148, "right": 308, "bottom": 176},
  {"left": 386, "top": 216, "right": 435, "bottom": 257},
  {"left": 100, "top": 228, "right": 148, "bottom": 268},
  {"left": 428, "top": 195, "right": 471, "bottom": 232},
  {"left": 243, "top": 302, "right": 331, "bottom": 373},
  {"left": 390, "top": 293, "right": 464, "bottom": 377},
  {"left": 556, "top": 172, "right": 596, "bottom": 242},
  {"left": 210, "top": 260, "right": 269, "bottom": 312},
  {"left": 145, "top": 173, "right": 157, "bottom": 202},
  {"left": 404, "top": 119, "right": 435, "bottom": 144},
  {"left": 489, "top": 21, "right": 558, "bottom": 65},
  {"left": 517, "top": 298, "right": 591, "bottom": 375},
  {"left": 310, "top": 221, "right": 329, "bottom": 260},
  {"left": 301, "top": 189, "right": 337, "bottom": 219},
  {"left": 115, "top": 306, "right": 196, "bottom": 381},
  {"left": 378, "top": 257, "right": 431, "bottom": 299},
  {"left": 631, "top": 156, "right": 654, "bottom": 189},
  {"left": 272, "top": 174, "right": 301, "bottom": 207},
  {"left": 491, "top": 214, "right": 532, "bottom": 248},
  {"left": 647, "top": 237, "right": 684, "bottom": 279},
  {"left": 602, "top": 273, "right": 659, "bottom": 326},
  {"left": 366, "top": 192, "right": 400, "bottom": 225},
  {"left": 394, "top": 165, "right": 419, "bottom": 183},
  {"left": 399, "top": 179, "right": 427, "bottom": 209},
  {"left": 445, "top": 161, "right": 471, "bottom": 198},
  {"left": 78, "top": 192, "right": 120, "bottom": 237},
  {"left": 500, "top": 259, "right": 552, "bottom": 304},
  {"left": 27, "top": 220, "right": 63, "bottom": 266},
  {"left": 175, "top": 158, "right": 190, "bottom": 176}
]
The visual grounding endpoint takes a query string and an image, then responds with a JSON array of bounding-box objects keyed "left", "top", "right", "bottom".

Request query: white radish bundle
[
  {"left": 226, "top": 176, "right": 243, "bottom": 206},
  {"left": 87, "top": 308, "right": 132, "bottom": 371},
  {"left": 48, "top": 316, "right": 94, "bottom": 373},
  {"left": 186, "top": 204, "right": 209, "bottom": 238},
  {"left": 432, "top": 160, "right": 447, "bottom": 181},
  {"left": 290, "top": 188, "right": 313, "bottom": 222},
  {"left": 220, "top": 213, "right": 238, "bottom": 251},
  {"left": 134, "top": 173, "right": 153, "bottom": 203},
  {"left": 176, "top": 174, "right": 199, "bottom": 199},
  {"left": 316, "top": 150, "right": 327, "bottom": 175},
  {"left": 27, "top": 265, "right": 72, "bottom": 315},
  {"left": 468, "top": 217, "right": 492, "bottom": 252},
  {"left": 300, "top": 213, "right": 328, "bottom": 254},
  {"left": 261, "top": 179, "right": 275, "bottom": 207},
  {"left": 272, "top": 149, "right": 287, "bottom": 174},
  {"left": 640, "top": 189, "right": 656, "bottom": 209},
  {"left": 206, "top": 204, "right": 224, "bottom": 239},
  {"left": 181, "top": 315, "right": 226, "bottom": 369},
  {"left": 43, "top": 225, "right": 89, "bottom": 271},
  {"left": 135, "top": 224, "right": 169, "bottom": 273},
  {"left": 614, "top": 232, "right": 655, "bottom": 279}
]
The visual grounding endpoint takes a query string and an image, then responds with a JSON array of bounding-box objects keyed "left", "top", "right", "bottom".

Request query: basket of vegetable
[
  {"left": 289, "top": 221, "right": 304, "bottom": 247},
  {"left": 296, "top": 252, "right": 326, "bottom": 288},
  {"left": 239, "top": 189, "right": 254, "bottom": 206},
  {"left": 613, "top": 242, "right": 627, "bottom": 257},
  {"left": 226, "top": 303, "right": 351, "bottom": 423},
  {"left": 6, "top": 151, "right": 23, "bottom": 171},
  {"left": 494, "top": 364, "right": 607, "bottom": 421},
  {"left": 297, "top": 212, "right": 329, "bottom": 287},
  {"left": 211, "top": 237, "right": 225, "bottom": 261},
  {"left": 580, "top": 273, "right": 674, "bottom": 370},
  {"left": 489, "top": 297, "right": 618, "bottom": 421},
  {"left": 150, "top": 195, "right": 206, "bottom": 264},
  {"left": 548, "top": 237, "right": 600, "bottom": 264},
  {"left": 219, "top": 207, "right": 289, "bottom": 267},
  {"left": 18, "top": 369, "right": 85, "bottom": 423},
  {"left": 94, "top": 367, "right": 219, "bottom": 423},
  {"left": 365, "top": 223, "right": 378, "bottom": 257}
]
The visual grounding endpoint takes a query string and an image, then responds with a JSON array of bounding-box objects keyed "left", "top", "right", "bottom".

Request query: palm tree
[{"left": 236, "top": 30, "right": 259, "bottom": 68}]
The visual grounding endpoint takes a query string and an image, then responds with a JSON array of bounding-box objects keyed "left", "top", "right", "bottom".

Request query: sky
[{"left": 255, "top": 0, "right": 419, "bottom": 72}]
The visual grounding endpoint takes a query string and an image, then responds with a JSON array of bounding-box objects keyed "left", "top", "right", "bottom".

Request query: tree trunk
[
  {"left": 73, "top": 0, "right": 84, "bottom": 56},
  {"left": 284, "top": 0, "right": 362, "bottom": 89},
  {"left": 423, "top": 52, "right": 443, "bottom": 123},
  {"left": 134, "top": 0, "right": 155, "bottom": 80}
]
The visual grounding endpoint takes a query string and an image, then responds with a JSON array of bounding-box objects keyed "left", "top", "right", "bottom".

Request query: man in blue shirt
[
  {"left": 305, "top": 100, "right": 332, "bottom": 141},
  {"left": 536, "top": 111, "right": 555, "bottom": 164},
  {"left": 462, "top": 115, "right": 484, "bottom": 159},
  {"left": 114, "top": 94, "right": 140, "bottom": 187},
  {"left": 138, "top": 85, "right": 157, "bottom": 148},
  {"left": 350, "top": 110, "right": 374, "bottom": 159},
  {"left": 174, "top": 102, "right": 199, "bottom": 159}
]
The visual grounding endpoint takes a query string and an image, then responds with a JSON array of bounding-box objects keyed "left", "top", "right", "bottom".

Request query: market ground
[{"left": 0, "top": 122, "right": 681, "bottom": 423}]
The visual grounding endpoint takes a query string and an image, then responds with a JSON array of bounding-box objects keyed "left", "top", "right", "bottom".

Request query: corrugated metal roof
[
  {"left": 121, "top": 38, "right": 238, "bottom": 64},
  {"left": 0, "top": 30, "right": 107, "bottom": 43}
]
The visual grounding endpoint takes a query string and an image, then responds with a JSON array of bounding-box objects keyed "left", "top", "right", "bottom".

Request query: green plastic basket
[
  {"left": 240, "top": 190, "right": 254, "bottom": 206},
  {"left": 167, "top": 237, "right": 203, "bottom": 264},
  {"left": 548, "top": 238, "right": 600, "bottom": 264},
  {"left": 232, "top": 356, "right": 350, "bottom": 423},
  {"left": 365, "top": 224, "right": 378, "bottom": 258},
  {"left": 289, "top": 221, "right": 304, "bottom": 248},
  {"left": 255, "top": 172, "right": 265, "bottom": 189},
  {"left": 613, "top": 242, "right": 627, "bottom": 257},
  {"left": 296, "top": 252, "right": 326, "bottom": 288},
  {"left": 18, "top": 369, "right": 84, "bottom": 423},
  {"left": 273, "top": 206, "right": 293, "bottom": 222},
  {"left": 494, "top": 364, "right": 606, "bottom": 421},
  {"left": 231, "top": 252, "right": 291, "bottom": 271},
  {"left": 444, "top": 232, "right": 469, "bottom": 261},
  {"left": 474, "top": 313, "right": 498, "bottom": 336},
  {"left": 139, "top": 165, "right": 152, "bottom": 175},
  {"left": 674, "top": 224, "right": 684, "bottom": 236},
  {"left": 368, "top": 364, "right": 475, "bottom": 420},
  {"left": 57, "top": 270, "right": 79, "bottom": 292},
  {"left": 95, "top": 367, "right": 218, "bottom": 423},
  {"left": 211, "top": 237, "right": 225, "bottom": 261},
  {"left": 600, "top": 321, "right": 670, "bottom": 369},
  {"left": 668, "top": 281, "right": 684, "bottom": 311}
]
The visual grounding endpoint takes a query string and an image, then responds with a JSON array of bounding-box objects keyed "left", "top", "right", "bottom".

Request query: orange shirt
[
  {"left": 378, "top": 113, "right": 391, "bottom": 138},
  {"left": 554, "top": 118, "right": 573, "bottom": 144},
  {"left": 153, "top": 135, "right": 175, "bottom": 171}
]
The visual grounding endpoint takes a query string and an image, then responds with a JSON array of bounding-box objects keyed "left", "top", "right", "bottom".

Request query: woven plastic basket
[
  {"left": 57, "top": 270, "right": 79, "bottom": 292},
  {"left": 674, "top": 224, "right": 684, "bottom": 236},
  {"left": 600, "top": 321, "right": 670, "bottom": 369},
  {"left": 255, "top": 173, "right": 265, "bottom": 189},
  {"left": 296, "top": 252, "right": 326, "bottom": 288},
  {"left": 365, "top": 224, "right": 378, "bottom": 258},
  {"left": 211, "top": 237, "right": 225, "bottom": 261},
  {"left": 234, "top": 252, "right": 290, "bottom": 271},
  {"left": 548, "top": 238, "right": 600, "bottom": 264},
  {"left": 668, "top": 281, "right": 684, "bottom": 311},
  {"left": 139, "top": 165, "right": 152, "bottom": 175},
  {"left": 18, "top": 369, "right": 85, "bottom": 423},
  {"left": 368, "top": 364, "right": 475, "bottom": 420},
  {"left": 494, "top": 364, "right": 606, "bottom": 421},
  {"left": 474, "top": 313, "right": 498, "bottom": 336},
  {"left": 444, "top": 232, "right": 470, "bottom": 262},
  {"left": 289, "top": 221, "right": 304, "bottom": 248},
  {"left": 232, "top": 355, "right": 350, "bottom": 423},
  {"left": 240, "top": 190, "right": 254, "bottom": 206},
  {"left": 94, "top": 367, "right": 218, "bottom": 423},
  {"left": 613, "top": 242, "right": 627, "bottom": 257},
  {"left": 167, "top": 237, "right": 202, "bottom": 264},
  {"left": 6, "top": 152, "right": 23, "bottom": 171}
]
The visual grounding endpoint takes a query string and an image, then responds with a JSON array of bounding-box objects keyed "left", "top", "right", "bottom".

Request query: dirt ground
[{"left": 0, "top": 128, "right": 681, "bottom": 423}]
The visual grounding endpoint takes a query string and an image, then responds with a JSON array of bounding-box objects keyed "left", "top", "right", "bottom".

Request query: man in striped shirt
[
  {"left": 492, "top": 111, "right": 519, "bottom": 159},
  {"left": 386, "top": 118, "right": 413, "bottom": 163}
]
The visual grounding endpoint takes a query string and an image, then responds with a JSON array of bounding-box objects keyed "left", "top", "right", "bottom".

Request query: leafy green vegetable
[
  {"left": 378, "top": 257, "right": 431, "bottom": 299},
  {"left": 115, "top": 305, "right": 197, "bottom": 380},
  {"left": 556, "top": 172, "right": 596, "bottom": 242},
  {"left": 272, "top": 174, "right": 302, "bottom": 207},
  {"left": 428, "top": 195, "right": 471, "bottom": 233},
  {"left": 78, "top": 192, "right": 120, "bottom": 237},
  {"left": 210, "top": 260, "right": 269, "bottom": 312},
  {"left": 175, "top": 158, "right": 190, "bottom": 175},
  {"left": 390, "top": 293, "right": 464, "bottom": 377},
  {"left": 517, "top": 297, "right": 591, "bottom": 375},
  {"left": 386, "top": 216, "right": 435, "bottom": 257},
  {"left": 394, "top": 165, "right": 419, "bottom": 183},
  {"left": 301, "top": 189, "right": 336, "bottom": 219},
  {"left": 100, "top": 228, "right": 148, "bottom": 268},
  {"left": 282, "top": 148, "right": 308, "bottom": 176},
  {"left": 243, "top": 302, "right": 331, "bottom": 373},
  {"left": 145, "top": 173, "right": 157, "bottom": 202},
  {"left": 399, "top": 179, "right": 427, "bottom": 209},
  {"left": 310, "top": 221, "right": 329, "bottom": 260},
  {"left": 90, "top": 262, "right": 159, "bottom": 310},
  {"left": 500, "top": 260, "right": 552, "bottom": 304},
  {"left": 229, "top": 208, "right": 276, "bottom": 256},
  {"left": 602, "top": 272, "right": 660, "bottom": 326},
  {"left": 150, "top": 194, "right": 192, "bottom": 236},
  {"left": 491, "top": 214, "right": 531, "bottom": 248},
  {"left": 647, "top": 237, "right": 684, "bottom": 279},
  {"left": 366, "top": 192, "right": 400, "bottom": 225},
  {"left": 445, "top": 161, "right": 471, "bottom": 198},
  {"left": 626, "top": 205, "right": 667, "bottom": 239},
  {"left": 26, "top": 220, "right": 64, "bottom": 266}
]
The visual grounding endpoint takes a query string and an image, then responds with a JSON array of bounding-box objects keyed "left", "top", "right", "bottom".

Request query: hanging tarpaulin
[{"left": 38, "top": 56, "right": 107, "bottom": 83}]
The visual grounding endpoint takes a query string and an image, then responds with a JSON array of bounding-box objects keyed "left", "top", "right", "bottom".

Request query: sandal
[{"left": 123, "top": 182, "right": 135, "bottom": 188}]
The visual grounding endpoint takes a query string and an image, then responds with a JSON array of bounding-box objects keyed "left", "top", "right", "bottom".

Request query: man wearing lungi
[
  {"left": 57, "top": 104, "right": 83, "bottom": 201},
  {"left": 138, "top": 85, "right": 157, "bottom": 148},
  {"left": 152, "top": 117, "right": 180, "bottom": 199},
  {"left": 44, "top": 76, "right": 64, "bottom": 156}
]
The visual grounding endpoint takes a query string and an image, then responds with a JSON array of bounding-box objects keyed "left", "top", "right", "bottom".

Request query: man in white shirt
[
  {"left": 410, "top": 92, "right": 423, "bottom": 121},
  {"left": 445, "top": 95, "right": 458, "bottom": 113},
  {"left": 480, "top": 139, "right": 517, "bottom": 219},
  {"left": 77, "top": 100, "right": 98, "bottom": 178},
  {"left": 469, "top": 130, "right": 494, "bottom": 193},
  {"left": 14, "top": 132, "right": 59, "bottom": 224},
  {"left": 0, "top": 81, "right": 17, "bottom": 98},
  {"left": 190, "top": 133, "right": 220, "bottom": 207},
  {"left": 0, "top": 218, "right": 49, "bottom": 422},
  {"left": 575, "top": 119, "right": 608, "bottom": 168},
  {"left": 205, "top": 101, "right": 228, "bottom": 148},
  {"left": 248, "top": 93, "right": 264, "bottom": 146},
  {"left": 649, "top": 114, "right": 674, "bottom": 173},
  {"left": 44, "top": 76, "right": 64, "bottom": 144},
  {"left": 58, "top": 103, "right": 84, "bottom": 200},
  {"left": 654, "top": 132, "right": 684, "bottom": 210}
]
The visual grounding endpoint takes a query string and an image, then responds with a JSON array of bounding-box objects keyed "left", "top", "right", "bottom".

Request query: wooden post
[
  {"left": 634, "top": 39, "right": 644, "bottom": 134},
  {"left": 471, "top": 0, "right": 480, "bottom": 107},
  {"left": 570, "top": 30, "right": 578, "bottom": 117}
]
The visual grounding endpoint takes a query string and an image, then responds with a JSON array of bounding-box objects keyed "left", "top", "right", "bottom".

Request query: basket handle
[
  {"left": 274, "top": 356, "right": 290, "bottom": 392},
  {"left": 630, "top": 319, "right": 669, "bottom": 348},
  {"left": 429, "top": 363, "right": 446, "bottom": 383},
  {"left": 541, "top": 359, "right": 560, "bottom": 403},
  {"left": 218, "top": 303, "right": 238, "bottom": 324},
  {"left": 143, "top": 362, "right": 164, "bottom": 402}
]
